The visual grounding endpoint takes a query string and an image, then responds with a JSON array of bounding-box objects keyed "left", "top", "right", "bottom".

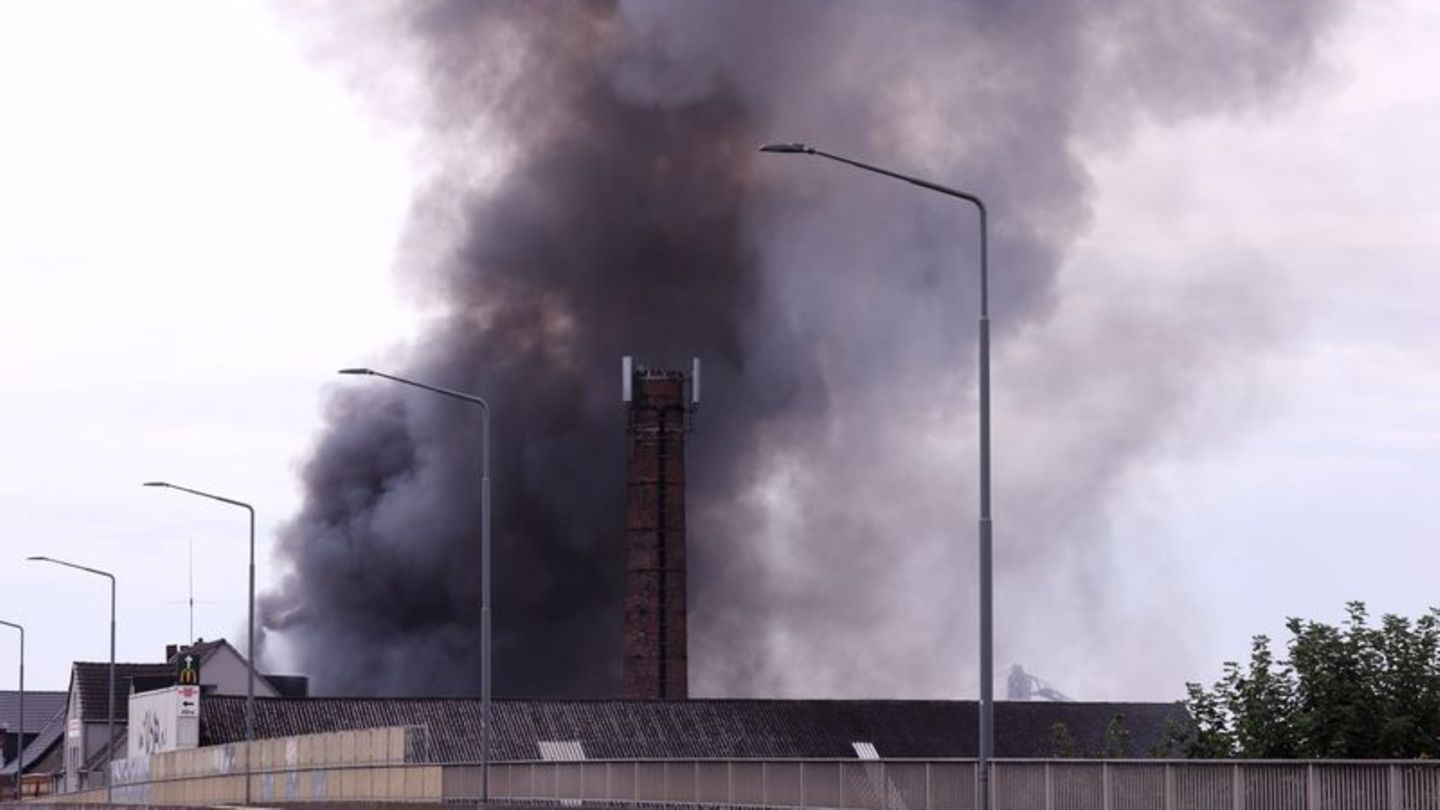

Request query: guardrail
[{"left": 466, "top": 758, "right": 1440, "bottom": 810}]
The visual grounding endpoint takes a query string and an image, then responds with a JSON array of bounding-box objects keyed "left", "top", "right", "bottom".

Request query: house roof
[
  {"left": 0, "top": 690, "right": 68, "bottom": 734},
  {"left": 264, "top": 675, "right": 309, "bottom": 699},
  {"left": 0, "top": 699, "right": 67, "bottom": 776},
  {"left": 165, "top": 638, "right": 306, "bottom": 698},
  {"left": 168, "top": 638, "right": 228, "bottom": 665},
  {"left": 198, "top": 697, "right": 1187, "bottom": 762},
  {"left": 68, "top": 645, "right": 302, "bottom": 728},
  {"left": 70, "top": 662, "right": 176, "bottom": 723}
]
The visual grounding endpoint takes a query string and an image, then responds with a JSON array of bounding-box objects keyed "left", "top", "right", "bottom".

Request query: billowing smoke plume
[{"left": 262, "top": 1, "right": 1346, "bottom": 698}]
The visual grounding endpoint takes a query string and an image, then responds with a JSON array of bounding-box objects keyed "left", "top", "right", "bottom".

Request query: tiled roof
[
  {"left": 172, "top": 638, "right": 226, "bottom": 662},
  {"left": 998, "top": 701, "right": 1186, "bottom": 757},
  {"left": 264, "top": 675, "right": 309, "bottom": 699},
  {"left": 198, "top": 698, "right": 1187, "bottom": 762},
  {"left": 0, "top": 690, "right": 67, "bottom": 733},
  {"left": 0, "top": 699, "right": 66, "bottom": 776},
  {"left": 71, "top": 662, "right": 175, "bottom": 723}
]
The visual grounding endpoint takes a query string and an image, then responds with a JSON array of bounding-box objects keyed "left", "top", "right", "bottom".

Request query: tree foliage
[
  {"left": 1179, "top": 602, "right": 1440, "bottom": 758},
  {"left": 1049, "top": 716, "right": 1135, "bottom": 758},
  {"left": 1052, "top": 721, "right": 1076, "bottom": 758}
]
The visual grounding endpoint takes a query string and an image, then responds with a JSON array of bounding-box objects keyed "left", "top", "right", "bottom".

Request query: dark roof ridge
[
  {"left": 72, "top": 660, "right": 173, "bottom": 668},
  {"left": 199, "top": 695, "right": 1179, "bottom": 705}
]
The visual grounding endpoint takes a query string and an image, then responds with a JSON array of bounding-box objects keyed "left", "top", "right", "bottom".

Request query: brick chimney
[{"left": 622, "top": 358, "right": 698, "bottom": 699}]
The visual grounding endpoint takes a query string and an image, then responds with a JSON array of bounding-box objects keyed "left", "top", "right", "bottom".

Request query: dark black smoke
[{"left": 262, "top": 0, "right": 1347, "bottom": 698}]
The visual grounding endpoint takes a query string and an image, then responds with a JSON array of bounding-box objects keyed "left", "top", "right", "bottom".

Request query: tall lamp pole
[
  {"left": 142, "top": 481, "right": 256, "bottom": 805},
  {"left": 27, "top": 557, "right": 116, "bottom": 803},
  {"left": 0, "top": 619, "right": 22, "bottom": 801},
  {"left": 759, "top": 142, "right": 996, "bottom": 808},
  {"left": 338, "top": 367, "right": 493, "bottom": 802}
]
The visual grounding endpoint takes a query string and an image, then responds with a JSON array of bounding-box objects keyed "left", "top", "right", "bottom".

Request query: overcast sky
[{"left": 2, "top": 2, "right": 1437, "bottom": 699}]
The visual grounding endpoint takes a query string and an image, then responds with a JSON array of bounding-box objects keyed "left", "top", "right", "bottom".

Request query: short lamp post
[
  {"left": 338, "top": 367, "right": 494, "bottom": 802},
  {"left": 759, "top": 141, "right": 996, "bottom": 809},
  {"left": 27, "top": 557, "right": 115, "bottom": 803},
  {"left": 143, "top": 481, "right": 256, "bottom": 805},
  {"left": 0, "top": 619, "right": 22, "bottom": 801}
]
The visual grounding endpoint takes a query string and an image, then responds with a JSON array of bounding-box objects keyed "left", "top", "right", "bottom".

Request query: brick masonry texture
[{"left": 623, "top": 371, "right": 690, "bottom": 700}]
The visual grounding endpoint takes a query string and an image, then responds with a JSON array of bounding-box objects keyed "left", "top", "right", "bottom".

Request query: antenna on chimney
[
  {"left": 691, "top": 358, "right": 701, "bottom": 405},
  {"left": 622, "top": 356, "right": 633, "bottom": 402}
]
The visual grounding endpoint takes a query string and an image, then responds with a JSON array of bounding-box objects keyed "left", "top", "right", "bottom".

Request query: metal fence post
[
  {"left": 987, "top": 761, "right": 995, "bottom": 810},
  {"left": 925, "top": 762, "right": 931, "bottom": 810},
  {"left": 1389, "top": 763, "right": 1401, "bottom": 810},
  {"left": 1233, "top": 762, "right": 1243, "bottom": 810},
  {"left": 1102, "top": 762, "right": 1111, "bottom": 810},
  {"left": 1164, "top": 763, "right": 1174, "bottom": 810},
  {"left": 1306, "top": 763, "right": 1317, "bottom": 810},
  {"left": 1045, "top": 761, "right": 1054, "bottom": 810}
]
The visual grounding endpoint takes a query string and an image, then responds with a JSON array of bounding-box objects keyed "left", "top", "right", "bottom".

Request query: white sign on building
[
  {"left": 177, "top": 685, "right": 200, "bottom": 718},
  {"left": 129, "top": 685, "right": 200, "bottom": 756}
]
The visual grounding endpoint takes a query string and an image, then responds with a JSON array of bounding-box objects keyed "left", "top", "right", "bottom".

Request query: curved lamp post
[
  {"left": 759, "top": 142, "right": 996, "bottom": 808},
  {"left": 27, "top": 557, "right": 115, "bottom": 802},
  {"left": 0, "top": 619, "right": 22, "bottom": 801},
  {"left": 142, "top": 480, "right": 256, "bottom": 805},
  {"left": 338, "top": 367, "right": 493, "bottom": 802}
]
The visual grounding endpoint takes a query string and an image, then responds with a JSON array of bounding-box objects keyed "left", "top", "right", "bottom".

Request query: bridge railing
[{"left": 457, "top": 758, "right": 1440, "bottom": 810}]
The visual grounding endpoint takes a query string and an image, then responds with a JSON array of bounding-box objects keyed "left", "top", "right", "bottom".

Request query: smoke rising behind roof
[{"left": 261, "top": 0, "right": 1347, "bottom": 698}]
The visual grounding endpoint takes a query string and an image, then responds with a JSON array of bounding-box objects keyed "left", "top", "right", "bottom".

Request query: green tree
[
  {"left": 1104, "top": 714, "right": 1133, "bottom": 758},
  {"left": 1177, "top": 602, "right": 1440, "bottom": 758},
  {"left": 1051, "top": 721, "right": 1076, "bottom": 758}
]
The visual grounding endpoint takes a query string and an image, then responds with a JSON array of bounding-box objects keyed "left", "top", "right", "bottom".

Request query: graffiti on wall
[{"left": 135, "top": 708, "right": 169, "bottom": 755}]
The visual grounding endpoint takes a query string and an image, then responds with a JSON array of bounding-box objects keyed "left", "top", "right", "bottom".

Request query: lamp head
[
  {"left": 759, "top": 142, "right": 815, "bottom": 154},
  {"left": 26, "top": 556, "right": 50, "bottom": 562},
  {"left": 338, "top": 368, "right": 374, "bottom": 376},
  {"left": 143, "top": 481, "right": 170, "bottom": 488}
]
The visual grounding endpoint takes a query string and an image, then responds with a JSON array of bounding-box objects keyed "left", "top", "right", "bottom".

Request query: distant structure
[
  {"left": 1007, "top": 663, "right": 1073, "bottom": 702},
  {"left": 621, "top": 357, "right": 699, "bottom": 699}
]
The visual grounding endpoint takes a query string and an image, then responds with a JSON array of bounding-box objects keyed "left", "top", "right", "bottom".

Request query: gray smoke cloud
[{"left": 261, "top": 0, "right": 1347, "bottom": 698}]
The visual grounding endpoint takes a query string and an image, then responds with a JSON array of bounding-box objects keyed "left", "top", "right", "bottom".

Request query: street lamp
[
  {"left": 0, "top": 619, "right": 22, "bottom": 801},
  {"left": 759, "top": 141, "right": 996, "bottom": 808},
  {"left": 338, "top": 367, "right": 494, "bottom": 802},
  {"left": 27, "top": 556, "right": 116, "bottom": 803},
  {"left": 142, "top": 480, "right": 256, "bottom": 805}
]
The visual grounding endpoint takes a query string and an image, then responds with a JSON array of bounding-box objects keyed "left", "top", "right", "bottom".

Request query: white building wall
[
  {"left": 199, "top": 646, "right": 278, "bottom": 698},
  {"left": 63, "top": 679, "right": 81, "bottom": 793}
]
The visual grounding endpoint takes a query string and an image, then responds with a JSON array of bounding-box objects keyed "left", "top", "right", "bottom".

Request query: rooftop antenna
[
  {"left": 188, "top": 538, "right": 195, "bottom": 643},
  {"left": 166, "top": 538, "right": 212, "bottom": 644}
]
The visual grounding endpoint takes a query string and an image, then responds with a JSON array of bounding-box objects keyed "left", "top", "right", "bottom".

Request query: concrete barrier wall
[{"left": 69, "top": 727, "right": 443, "bottom": 805}]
